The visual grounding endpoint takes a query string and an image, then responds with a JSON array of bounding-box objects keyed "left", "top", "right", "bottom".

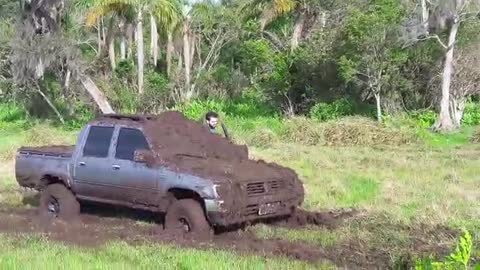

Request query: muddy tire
[
  {"left": 39, "top": 184, "right": 80, "bottom": 221},
  {"left": 165, "top": 199, "right": 211, "bottom": 235}
]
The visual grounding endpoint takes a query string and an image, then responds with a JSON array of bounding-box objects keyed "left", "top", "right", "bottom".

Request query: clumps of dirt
[
  {"left": 0, "top": 208, "right": 331, "bottom": 264},
  {"left": 281, "top": 117, "right": 417, "bottom": 146},
  {"left": 322, "top": 117, "right": 416, "bottom": 146},
  {"left": 134, "top": 111, "right": 305, "bottom": 190},
  {"left": 18, "top": 145, "right": 74, "bottom": 155},
  {"left": 142, "top": 111, "right": 248, "bottom": 162},
  {"left": 285, "top": 208, "right": 358, "bottom": 229},
  {"left": 0, "top": 207, "right": 460, "bottom": 269}
]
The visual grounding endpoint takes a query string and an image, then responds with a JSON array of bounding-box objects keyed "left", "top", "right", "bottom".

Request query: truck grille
[
  {"left": 244, "top": 204, "right": 259, "bottom": 216},
  {"left": 246, "top": 180, "right": 284, "bottom": 196}
]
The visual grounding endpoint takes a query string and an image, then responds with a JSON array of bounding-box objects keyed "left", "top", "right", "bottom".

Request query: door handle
[
  {"left": 112, "top": 165, "right": 121, "bottom": 170},
  {"left": 79, "top": 162, "right": 86, "bottom": 166}
]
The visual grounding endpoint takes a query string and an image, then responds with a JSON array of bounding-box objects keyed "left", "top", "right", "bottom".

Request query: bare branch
[{"left": 406, "top": 34, "right": 449, "bottom": 49}]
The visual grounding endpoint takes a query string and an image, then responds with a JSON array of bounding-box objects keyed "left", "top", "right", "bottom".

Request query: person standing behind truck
[
  {"left": 205, "top": 111, "right": 230, "bottom": 139},
  {"left": 205, "top": 111, "right": 219, "bottom": 134}
]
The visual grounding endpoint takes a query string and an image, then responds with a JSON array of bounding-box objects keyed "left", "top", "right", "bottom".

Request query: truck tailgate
[{"left": 15, "top": 146, "right": 73, "bottom": 189}]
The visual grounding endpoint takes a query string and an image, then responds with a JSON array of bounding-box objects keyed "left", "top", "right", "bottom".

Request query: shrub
[
  {"left": 462, "top": 102, "right": 480, "bottom": 126},
  {"left": 0, "top": 103, "right": 26, "bottom": 122},
  {"left": 409, "top": 110, "right": 437, "bottom": 128},
  {"left": 415, "top": 229, "right": 478, "bottom": 270},
  {"left": 309, "top": 98, "right": 355, "bottom": 122}
]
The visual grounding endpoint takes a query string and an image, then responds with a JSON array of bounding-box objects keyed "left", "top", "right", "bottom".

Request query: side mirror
[{"left": 133, "top": 149, "right": 154, "bottom": 163}]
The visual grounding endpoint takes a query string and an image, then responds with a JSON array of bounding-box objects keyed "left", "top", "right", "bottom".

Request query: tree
[
  {"left": 338, "top": 0, "right": 407, "bottom": 122},
  {"left": 406, "top": 0, "right": 480, "bottom": 131},
  {"left": 86, "top": 0, "right": 180, "bottom": 94},
  {"left": 12, "top": 0, "right": 114, "bottom": 116},
  {"left": 450, "top": 40, "right": 480, "bottom": 126},
  {"left": 243, "top": 0, "right": 297, "bottom": 31},
  {"left": 149, "top": 0, "right": 181, "bottom": 67},
  {"left": 85, "top": 1, "right": 135, "bottom": 69},
  {"left": 173, "top": 0, "right": 241, "bottom": 101}
]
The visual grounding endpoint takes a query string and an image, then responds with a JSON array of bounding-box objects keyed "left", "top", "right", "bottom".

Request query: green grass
[
  {"left": 0, "top": 235, "right": 333, "bottom": 270},
  {"left": 416, "top": 126, "right": 477, "bottom": 148},
  {"left": 251, "top": 143, "right": 480, "bottom": 227},
  {"left": 0, "top": 120, "right": 478, "bottom": 268}
]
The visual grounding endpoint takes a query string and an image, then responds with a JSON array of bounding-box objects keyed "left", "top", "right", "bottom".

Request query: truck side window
[
  {"left": 115, "top": 128, "right": 150, "bottom": 161},
  {"left": 83, "top": 126, "right": 114, "bottom": 158}
]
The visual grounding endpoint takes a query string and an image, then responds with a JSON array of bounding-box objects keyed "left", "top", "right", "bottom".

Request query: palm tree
[
  {"left": 86, "top": 1, "right": 134, "bottom": 70},
  {"left": 243, "top": 0, "right": 328, "bottom": 51},
  {"left": 243, "top": 0, "right": 297, "bottom": 31},
  {"left": 149, "top": 0, "right": 182, "bottom": 67},
  {"left": 86, "top": 0, "right": 180, "bottom": 94}
]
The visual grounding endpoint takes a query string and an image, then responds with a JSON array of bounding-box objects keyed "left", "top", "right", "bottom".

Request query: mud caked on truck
[{"left": 15, "top": 112, "right": 304, "bottom": 234}]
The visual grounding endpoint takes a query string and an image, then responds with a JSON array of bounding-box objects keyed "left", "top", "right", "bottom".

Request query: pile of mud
[
  {"left": 139, "top": 112, "right": 303, "bottom": 186},
  {"left": 142, "top": 111, "right": 249, "bottom": 163}
]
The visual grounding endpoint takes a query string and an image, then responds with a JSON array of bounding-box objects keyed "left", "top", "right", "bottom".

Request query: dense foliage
[{"left": 0, "top": 0, "right": 479, "bottom": 131}]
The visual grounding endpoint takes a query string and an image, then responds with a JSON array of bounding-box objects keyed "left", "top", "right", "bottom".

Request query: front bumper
[{"left": 204, "top": 198, "right": 298, "bottom": 227}]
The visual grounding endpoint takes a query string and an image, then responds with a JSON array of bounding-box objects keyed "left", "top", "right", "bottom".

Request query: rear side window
[
  {"left": 83, "top": 126, "right": 114, "bottom": 158},
  {"left": 115, "top": 128, "right": 150, "bottom": 161}
]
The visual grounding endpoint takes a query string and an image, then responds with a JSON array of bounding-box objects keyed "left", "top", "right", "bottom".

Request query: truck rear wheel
[
  {"left": 39, "top": 184, "right": 80, "bottom": 221},
  {"left": 165, "top": 199, "right": 211, "bottom": 235}
]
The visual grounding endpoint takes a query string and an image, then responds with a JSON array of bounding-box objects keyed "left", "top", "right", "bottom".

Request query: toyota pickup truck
[{"left": 15, "top": 114, "right": 304, "bottom": 234}]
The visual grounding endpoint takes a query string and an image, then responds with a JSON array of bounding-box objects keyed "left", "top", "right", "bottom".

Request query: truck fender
[{"left": 39, "top": 172, "right": 73, "bottom": 189}]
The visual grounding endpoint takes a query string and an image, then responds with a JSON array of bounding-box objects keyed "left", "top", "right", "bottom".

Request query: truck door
[
  {"left": 111, "top": 127, "right": 159, "bottom": 206},
  {"left": 73, "top": 125, "right": 118, "bottom": 201}
]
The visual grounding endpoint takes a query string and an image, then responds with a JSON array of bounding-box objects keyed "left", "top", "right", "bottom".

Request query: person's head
[{"left": 205, "top": 111, "right": 219, "bottom": 129}]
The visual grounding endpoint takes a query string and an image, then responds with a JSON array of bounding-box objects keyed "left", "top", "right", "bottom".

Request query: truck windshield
[{"left": 115, "top": 128, "right": 150, "bottom": 161}]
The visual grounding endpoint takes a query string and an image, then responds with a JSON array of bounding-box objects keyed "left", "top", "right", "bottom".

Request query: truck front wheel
[
  {"left": 165, "top": 199, "right": 211, "bottom": 235},
  {"left": 39, "top": 184, "right": 80, "bottom": 221}
]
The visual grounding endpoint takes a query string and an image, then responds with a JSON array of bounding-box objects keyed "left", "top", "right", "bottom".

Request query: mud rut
[{"left": 0, "top": 205, "right": 391, "bottom": 269}]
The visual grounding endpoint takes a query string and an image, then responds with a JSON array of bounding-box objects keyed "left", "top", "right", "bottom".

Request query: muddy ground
[{"left": 0, "top": 203, "right": 456, "bottom": 269}]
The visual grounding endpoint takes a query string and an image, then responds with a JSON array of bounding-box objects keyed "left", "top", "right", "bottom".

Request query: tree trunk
[
  {"left": 150, "top": 14, "right": 159, "bottom": 66},
  {"left": 189, "top": 34, "right": 195, "bottom": 72},
  {"left": 183, "top": 19, "right": 191, "bottom": 94},
  {"left": 37, "top": 83, "right": 65, "bottom": 124},
  {"left": 421, "top": 0, "right": 429, "bottom": 34},
  {"left": 97, "top": 18, "right": 103, "bottom": 57},
  {"left": 64, "top": 69, "right": 71, "bottom": 91},
  {"left": 101, "top": 17, "right": 106, "bottom": 50},
  {"left": 177, "top": 51, "right": 183, "bottom": 73},
  {"left": 320, "top": 11, "right": 327, "bottom": 28},
  {"left": 167, "top": 31, "right": 173, "bottom": 77},
  {"left": 137, "top": 8, "right": 144, "bottom": 94},
  {"left": 127, "top": 23, "right": 133, "bottom": 59},
  {"left": 374, "top": 92, "right": 382, "bottom": 122},
  {"left": 80, "top": 76, "right": 115, "bottom": 114},
  {"left": 291, "top": 10, "right": 306, "bottom": 51},
  {"left": 108, "top": 27, "right": 116, "bottom": 70},
  {"left": 119, "top": 18, "right": 126, "bottom": 60},
  {"left": 120, "top": 35, "right": 126, "bottom": 60},
  {"left": 35, "top": 58, "right": 44, "bottom": 79},
  {"left": 450, "top": 97, "right": 466, "bottom": 127},
  {"left": 433, "top": 19, "right": 459, "bottom": 132}
]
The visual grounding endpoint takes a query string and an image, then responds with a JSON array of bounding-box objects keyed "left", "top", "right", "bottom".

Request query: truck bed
[{"left": 17, "top": 145, "right": 74, "bottom": 157}]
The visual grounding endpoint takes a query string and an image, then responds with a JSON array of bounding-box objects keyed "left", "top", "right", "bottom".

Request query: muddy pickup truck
[{"left": 15, "top": 114, "right": 304, "bottom": 234}]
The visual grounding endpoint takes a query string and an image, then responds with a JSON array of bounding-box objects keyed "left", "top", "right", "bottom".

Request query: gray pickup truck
[{"left": 16, "top": 114, "right": 304, "bottom": 234}]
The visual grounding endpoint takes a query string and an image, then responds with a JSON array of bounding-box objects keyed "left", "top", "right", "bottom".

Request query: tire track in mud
[
  {"left": 0, "top": 207, "right": 380, "bottom": 269},
  {"left": 0, "top": 206, "right": 457, "bottom": 269}
]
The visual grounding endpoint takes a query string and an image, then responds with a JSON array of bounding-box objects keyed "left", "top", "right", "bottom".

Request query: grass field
[{"left": 0, "top": 120, "right": 479, "bottom": 269}]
